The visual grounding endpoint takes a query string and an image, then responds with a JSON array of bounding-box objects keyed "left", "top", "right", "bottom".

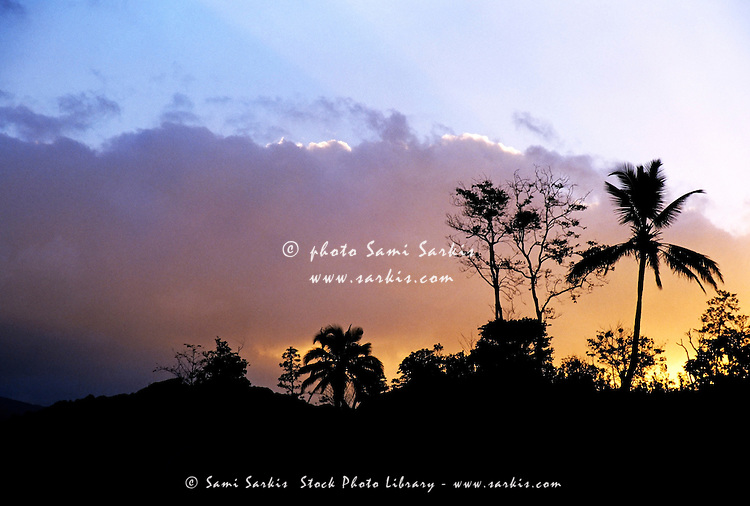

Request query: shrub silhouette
[{"left": 471, "top": 317, "right": 553, "bottom": 383}]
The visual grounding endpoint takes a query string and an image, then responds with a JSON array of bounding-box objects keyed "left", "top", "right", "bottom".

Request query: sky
[{"left": 1, "top": 0, "right": 750, "bottom": 406}]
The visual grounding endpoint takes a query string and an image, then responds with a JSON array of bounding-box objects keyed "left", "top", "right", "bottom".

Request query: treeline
[
  {"left": 157, "top": 287, "right": 750, "bottom": 412},
  {"left": 157, "top": 159, "right": 748, "bottom": 409}
]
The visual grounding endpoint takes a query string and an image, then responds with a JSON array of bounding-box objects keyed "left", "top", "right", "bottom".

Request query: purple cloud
[
  {"left": 513, "top": 111, "right": 560, "bottom": 144},
  {"left": 0, "top": 107, "right": 736, "bottom": 405},
  {"left": 0, "top": 92, "right": 120, "bottom": 142}
]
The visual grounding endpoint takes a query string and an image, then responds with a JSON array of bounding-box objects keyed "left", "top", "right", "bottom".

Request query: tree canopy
[
  {"left": 682, "top": 291, "right": 750, "bottom": 389},
  {"left": 448, "top": 167, "right": 602, "bottom": 323},
  {"left": 300, "top": 324, "right": 385, "bottom": 409}
]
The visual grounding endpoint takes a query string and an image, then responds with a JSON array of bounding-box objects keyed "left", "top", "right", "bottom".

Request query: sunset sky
[{"left": 2, "top": 0, "right": 750, "bottom": 406}]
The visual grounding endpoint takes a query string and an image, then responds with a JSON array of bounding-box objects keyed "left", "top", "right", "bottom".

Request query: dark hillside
[
  {"left": 0, "top": 396, "right": 43, "bottom": 420},
  {"left": 3, "top": 378, "right": 748, "bottom": 500}
]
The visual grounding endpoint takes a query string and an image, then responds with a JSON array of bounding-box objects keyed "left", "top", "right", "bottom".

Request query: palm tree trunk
[
  {"left": 622, "top": 255, "right": 647, "bottom": 391},
  {"left": 332, "top": 369, "right": 347, "bottom": 409}
]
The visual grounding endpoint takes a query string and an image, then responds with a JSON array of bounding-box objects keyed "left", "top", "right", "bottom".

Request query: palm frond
[
  {"left": 356, "top": 342, "right": 373, "bottom": 357},
  {"left": 567, "top": 241, "right": 635, "bottom": 283},
  {"left": 646, "top": 159, "right": 665, "bottom": 181},
  {"left": 605, "top": 181, "right": 638, "bottom": 225},
  {"left": 661, "top": 243, "right": 723, "bottom": 292},
  {"left": 300, "top": 371, "right": 331, "bottom": 394},
  {"left": 645, "top": 242, "right": 663, "bottom": 289},
  {"left": 606, "top": 160, "right": 668, "bottom": 226},
  {"left": 635, "top": 161, "right": 666, "bottom": 220},
  {"left": 349, "top": 355, "right": 383, "bottom": 376},
  {"left": 608, "top": 163, "right": 638, "bottom": 188},
  {"left": 348, "top": 326, "right": 365, "bottom": 344},
  {"left": 653, "top": 189, "right": 704, "bottom": 229},
  {"left": 312, "top": 325, "right": 344, "bottom": 347},
  {"left": 302, "top": 347, "right": 331, "bottom": 365}
]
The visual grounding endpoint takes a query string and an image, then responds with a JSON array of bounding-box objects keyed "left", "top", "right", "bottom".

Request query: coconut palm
[
  {"left": 568, "top": 159, "right": 722, "bottom": 391},
  {"left": 300, "top": 324, "right": 384, "bottom": 408}
]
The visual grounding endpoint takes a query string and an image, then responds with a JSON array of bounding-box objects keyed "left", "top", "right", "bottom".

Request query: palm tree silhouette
[
  {"left": 568, "top": 159, "right": 722, "bottom": 391},
  {"left": 300, "top": 324, "right": 384, "bottom": 408}
]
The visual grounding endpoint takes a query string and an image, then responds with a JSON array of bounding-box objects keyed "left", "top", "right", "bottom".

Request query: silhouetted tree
[
  {"left": 681, "top": 291, "right": 750, "bottom": 389},
  {"left": 555, "top": 355, "right": 607, "bottom": 391},
  {"left": 155, "top": 338, "right": 250, "bottom": 388},
  {"left": 392, "top": 343, "right": 473, "bottom": 389},
  {"left": 448, "top": 169, "right": 603, "bottom": 323},
  {"left": 447, "top": 179, "right": 511, "bottom": 321},
  {"left": 471, "top": 318, "right": 553, "bottom": 382},
  {"left": 443, "top": 350, "right": 474, "bottom": 380},
  {"left": 300, "top": 324, "right": 385, "bottom": 409},
  {"left": 568, "top": 159, "right": 723, "bottom": 390},
  {"left": 501, "top": 167, "right": 604, "bottom": 322},
  {"left": 198, "top": 337, "right": 251, "bottom": 388},
  {"left": 586, "top": 327, "right": 666, "bottom": 390},
  {"left": 356, "top": 365, "right": 389, "bottom": 403},
  {"left": 278, "top": 346, "right": 303, "bottom": 398},
  {"left": 154, "top": 343, "right": 203, "bottom": 385},
  {"left": 394, "top": 344, "right": 446, "bottom": 387}
]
